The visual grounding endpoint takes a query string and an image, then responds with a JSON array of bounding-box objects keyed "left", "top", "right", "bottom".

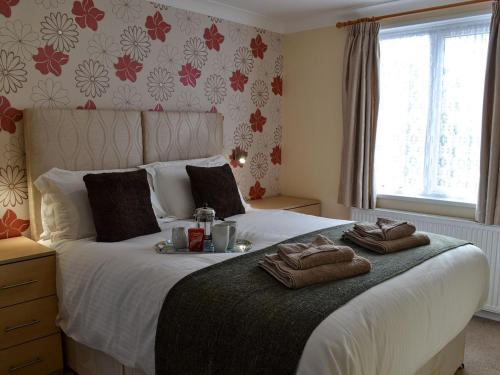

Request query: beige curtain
[
  {"left": 476, "top": 2, "right": 500, "bottom": 225},
  {"left": 338, "top": 22, "right": 380, "bottom": 209}
]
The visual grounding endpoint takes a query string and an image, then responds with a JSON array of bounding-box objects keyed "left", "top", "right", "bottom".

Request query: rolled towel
[
  {"left": 277, "top": 234, "right": 354, "bottom": 270},
  {"left": 343, "top": 229, "right": 430, "bottom": 254},
  {"left": 354, "top": 218, "right": 416, "bottom": 241},
  {"left": 259, "top": 254, "right": 371, "bottom": 289}
]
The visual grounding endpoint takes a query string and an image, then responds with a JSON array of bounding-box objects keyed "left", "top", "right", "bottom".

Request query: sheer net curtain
[{"left": 375, "top": 19, "right": 490, "bottom": 203}]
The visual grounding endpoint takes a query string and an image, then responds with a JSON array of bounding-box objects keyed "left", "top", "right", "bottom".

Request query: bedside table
[
  {"left": 249, "top": 195, "right": 321, "bottom": 216},
  {"left": 0, "top": 236, "right": 63, "bottom": 375}
]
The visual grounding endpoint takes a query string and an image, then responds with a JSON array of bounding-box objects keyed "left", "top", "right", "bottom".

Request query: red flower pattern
[
  {"left": 77, "top": 100, "right": 96, "bottom": 110},
  {"left": 249, "top": 181, "right": 266, "bottom": 200},
  {"left": 229, "top": 70, "right": 248, "bottom": 92},
  {"left": 272, "top": 75, "right": 283, "bottom": 96},
  {"left": 0, "top": 209, "right": 29, "bottom": 239},
  {"left": 250, "top": 109, "right": 266, "bottom": 132},
  {"left": 150, "top": 103, "right": 164, "bottom": 112},
  {"left": 114, "top": 55, "right": 143, "bottom": 82},
  {"left": 72, "top": 0, "right": 104, "bottom": 31},
  {"left": 0, "top": 96, "right": 22, "bottom": 133},
  {"left": 33, "top": 45, "right": 69, "bottom": 76},
  {"left": 250, "top": 34, "right": 267, "bottom": 59},
  {"left": 178, "top": 63, "right": 201, "bottom": 87},
  {"left": 204, "top": 24, "right": 224, "bottom": 51},
  {"left": 0, "top": 0, "right": 18, "bottom": 17},
  {"left": 270, "top": 145, "right": 281, "bottom": 165},
  {"left": 208, "top": 106, "right": 217, "bottom": 113},
  {"left": 229, "top": 147, "right": 247, "bottom": 168},
  {"left": 146, "top": 11, "right": 171, "bottom": 42}
]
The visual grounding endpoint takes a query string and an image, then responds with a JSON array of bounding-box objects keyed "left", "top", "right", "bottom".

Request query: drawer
[
  {"left": 288, "top": 204, "right": 321, "bottom": 216},
  {"left": 0, "top": 256, "right": 55, "bottom": 308},
  {"left": 0, "top": 296, "right": 58, "bottom": 349},
  {"left": 0, "top": 333, "right": 62, "bottom": 375}
]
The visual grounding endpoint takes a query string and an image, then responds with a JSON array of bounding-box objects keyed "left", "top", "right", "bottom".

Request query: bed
[{"left": 23, "top": 108, "right": 490, "bottom": 375}]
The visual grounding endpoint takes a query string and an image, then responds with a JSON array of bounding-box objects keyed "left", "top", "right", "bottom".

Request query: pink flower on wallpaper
[
  {"left": 0, "top": 96, "right": 22, "bottom": 134},
  {"left": 114, "top": 54, "right": 143, "bottom": 82},
  {"left": 208, "top": 106, "right": 217, "bottom": 113},
  {"left": 204, "top": 24, "right": 224, "bottom": 51},
  {"left": 250, "top": 108, "right": 266, "bottom": 132},
  {"left": 250, "top": 34, "right": 267, "bottom": 59},
  {"left": 72, "top": 0, "right": 105, "bottom": 31},
  {"left": 77, "top": 100, "right": 96, "bottom": 110},
  {"left": 178, "top": 63, "right": 201, "bottom": 88},
  {"left": 33, "top": 45, "right": 69, "bottom": 76},
  {"left": 271, "top": 145, "right": 281, "bottom": 165},
  {"left": 145, "top": 11, "right": 171, "bottom": 42},
  {"left": 229, "top": 70, "right": 248, "bottom": 92},
  {"left": 228, "top": 147, "right": 247, "bottom": 168},
  {"left": 150, "top": 103, "right": 164, "bottom": 112},
  {"left": 249, "top": 181, "right": 266, "bottom": 200},
  {"left": 272, "top": 75, "right": 283, "bottom": 96},
  {"left": 0, "top": 209, "right": 29, "bottom": 239},
  {"left": 0, "top": 0, "right": 19, "bottom": 18}
]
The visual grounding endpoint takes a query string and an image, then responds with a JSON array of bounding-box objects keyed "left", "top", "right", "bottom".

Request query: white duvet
[{"left": 44, "top": 210, "right": 490, "bottom": 375}]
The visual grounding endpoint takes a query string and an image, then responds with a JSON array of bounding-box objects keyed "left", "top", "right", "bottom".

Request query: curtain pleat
[
  {"left": 338, "top": 22, "right": 380, "bottom": 209},
  {"left": 476, "top": 2, "right": 500, "bottom": 225}
]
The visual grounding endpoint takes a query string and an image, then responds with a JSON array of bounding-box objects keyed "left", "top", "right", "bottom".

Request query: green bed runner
[{"left": 155, "top": 223, "right": 469, "bottom": 375}]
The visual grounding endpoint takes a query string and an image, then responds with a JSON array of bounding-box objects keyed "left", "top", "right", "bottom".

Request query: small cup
[
  {"left": 216, "top": 221, "right": 237, "bottom": 250},
  {"left": 171, "top": 227, "right": 188, "bottom": 250},
  {"left": 212, "top": 225, "right": 230, "bottom": 253}
]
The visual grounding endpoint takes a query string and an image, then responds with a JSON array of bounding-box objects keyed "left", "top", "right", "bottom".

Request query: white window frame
[{"left": 377, "top": 14, "right": 491, "bottom": 209}]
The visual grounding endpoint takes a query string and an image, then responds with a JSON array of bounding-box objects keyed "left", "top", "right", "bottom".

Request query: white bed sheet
[{"left": 43, "top": 210, "right": 489, "bottom": 375}]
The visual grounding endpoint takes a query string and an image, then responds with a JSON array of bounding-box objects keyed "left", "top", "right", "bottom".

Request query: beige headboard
[
  {"left": 24, "top": 108, "right": 223, "bottom": 240},
  {"left": 141, "top": 111, "right": 223, "bottom": 163}
]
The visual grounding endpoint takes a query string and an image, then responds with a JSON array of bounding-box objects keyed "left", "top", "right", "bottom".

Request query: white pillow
[
  {"left": 34, "top": 168, "right": 166, "bottom": 241},
  {"left": 141, "top": 155, "right": 249, "bottom": 220}
]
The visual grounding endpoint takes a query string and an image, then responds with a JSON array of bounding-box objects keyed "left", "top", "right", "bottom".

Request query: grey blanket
[{"left": 155, "top": 224, "right": 469, "bottom": 375}]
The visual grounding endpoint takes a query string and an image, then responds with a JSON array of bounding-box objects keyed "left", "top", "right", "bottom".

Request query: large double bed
[{"left": 24, "top": 108, "right": 489, "bottom": 375}]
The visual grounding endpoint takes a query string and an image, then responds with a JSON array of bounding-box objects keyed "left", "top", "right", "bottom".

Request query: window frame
[{"left": 376, "top": 14, "right": 491, "bottom": 208}]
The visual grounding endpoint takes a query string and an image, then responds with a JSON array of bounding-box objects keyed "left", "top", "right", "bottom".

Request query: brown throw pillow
[
  {"left": 83, "top": 169, "right": 160, "bottom": 242},
  {"left": 185, "top": 164, "right": 245, "bottom": 219}
]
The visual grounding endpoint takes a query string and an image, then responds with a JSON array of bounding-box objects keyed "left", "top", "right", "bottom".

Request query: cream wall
[{"left": 281, "top": 26, "right": 350, "bottom": 219}]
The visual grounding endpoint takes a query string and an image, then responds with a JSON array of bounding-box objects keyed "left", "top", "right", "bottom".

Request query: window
[{"left": 375, "top": 16, "right": 490, "bottom": 204}]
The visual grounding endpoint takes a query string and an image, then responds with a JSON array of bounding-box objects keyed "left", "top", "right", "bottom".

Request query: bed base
[{"left": 64, "top": 328, "right": 465, "bottom": 375}]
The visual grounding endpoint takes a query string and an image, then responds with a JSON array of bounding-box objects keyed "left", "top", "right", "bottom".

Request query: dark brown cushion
[
  {"left": 83, "top": 169, "right": 160, "bottom": 242},
  {"left": 185, "top": 164, "right": 245, "bottom": 219}
]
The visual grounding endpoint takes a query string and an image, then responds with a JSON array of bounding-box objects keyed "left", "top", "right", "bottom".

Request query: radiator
[{"left": 351, "top": 208, "right": 500, "bottom": 315}]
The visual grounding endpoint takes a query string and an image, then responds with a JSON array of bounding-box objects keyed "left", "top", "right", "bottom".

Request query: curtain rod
[{"left": 335, "top": 0, "right": 494, "bottom": 28}]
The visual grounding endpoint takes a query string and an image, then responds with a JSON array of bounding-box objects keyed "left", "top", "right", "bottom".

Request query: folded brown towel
[
  {"left": 259, "top": 254, "right": 371, "bottom": 289},
  {"left": 354, "top": 218, "right": 416, "bottom": 241},
  {"left": 343, "top": 229, "right": 430, "bottom": 254},
  {"left": 277, "top": 234, "right": 355, "bottom": 270}
]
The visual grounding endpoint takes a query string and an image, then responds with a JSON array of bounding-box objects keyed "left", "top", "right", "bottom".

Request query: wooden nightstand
[
  {"left": 249, "top": 195, "right": 321, "bottom": 216},
  {"left": 0, "top": 236, "right": 63, "bottom": 375}
]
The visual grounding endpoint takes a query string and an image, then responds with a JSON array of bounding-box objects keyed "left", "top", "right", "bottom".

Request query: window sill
[
  {"left": 376, "top": 194, "right": 476, "bottom": 220},
  {"left": 377, "top": 194, "right": 476, "bottom": 209}
]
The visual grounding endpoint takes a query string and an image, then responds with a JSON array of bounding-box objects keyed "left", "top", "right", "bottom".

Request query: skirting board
[{"left": 476, "top": 310, "right": 500, "bottom": 322}]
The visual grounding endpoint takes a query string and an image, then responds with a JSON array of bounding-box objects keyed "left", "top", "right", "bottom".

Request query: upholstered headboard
[{"left": 24, "top": 108, "right": 223, "bottom": 240}]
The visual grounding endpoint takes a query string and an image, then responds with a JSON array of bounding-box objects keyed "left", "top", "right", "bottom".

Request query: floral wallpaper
[{"left": 0, "top": 0, "right": 283, "bottom": 238}]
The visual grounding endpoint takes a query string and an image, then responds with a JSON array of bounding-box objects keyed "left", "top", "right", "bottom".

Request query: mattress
[{"left": 43, "top": 210, "right": 490, "bottom": 375}]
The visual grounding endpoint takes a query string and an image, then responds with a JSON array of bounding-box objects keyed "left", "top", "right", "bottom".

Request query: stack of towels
[
  {"left": 259, "top": 235, "right": 371, "bottom": 289},
  {"left": 343, "top": 217, "right": 430, "bottom": 254}
]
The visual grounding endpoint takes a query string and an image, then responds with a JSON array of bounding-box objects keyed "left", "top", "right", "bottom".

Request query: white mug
[
  {"left": 212, "top": 225, "right": 230, "bottom": 253},
  {"left": 172, "top": 227, "right": 188, "bottom": 250},
  {"left": 217, "top": 221, "right": 237, "bottom": 249}
]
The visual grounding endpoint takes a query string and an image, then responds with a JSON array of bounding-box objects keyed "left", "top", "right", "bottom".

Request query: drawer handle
[
  {"left": 5, "top": 319, "right": 41, "bottom": 333},
  {"left": 8, "top": 357, "right": 43, "bottom": 372},
  {"left": 0, "top": 279, "right": 38, "bottom": 290}
]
